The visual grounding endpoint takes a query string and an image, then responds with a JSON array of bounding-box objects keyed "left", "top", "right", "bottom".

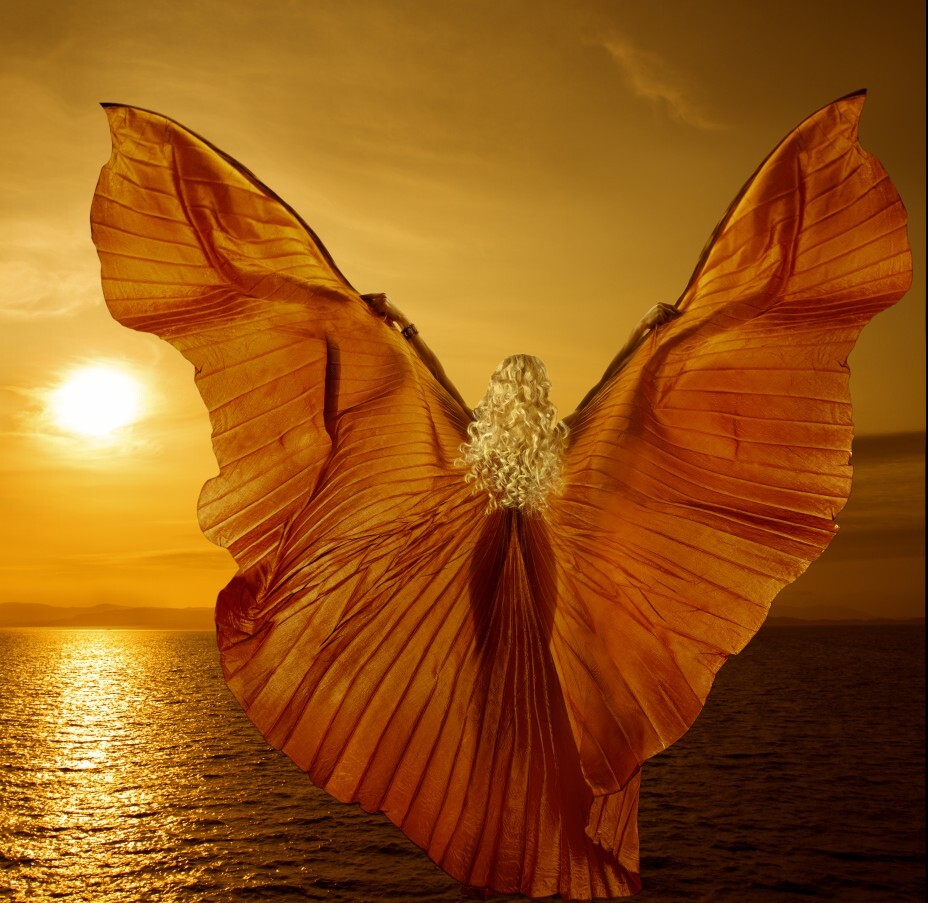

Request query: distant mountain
[
  {"left": 768, "top": 602, "right": 925, "bottom": 626},
  {"left": 766, "top": 615, "right": 925, "bottom": 626},
  {"left": 0, "top": 602, "right": 215, "bottom": 630}
]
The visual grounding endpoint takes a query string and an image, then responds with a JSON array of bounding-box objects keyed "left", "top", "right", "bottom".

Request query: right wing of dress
[{"left": 546, "top": 91, "right": 913, "bottom": 805}]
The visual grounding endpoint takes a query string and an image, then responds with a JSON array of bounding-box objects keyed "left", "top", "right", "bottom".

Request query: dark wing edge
[{"left": 98, "top": 102, "right": 358, "bottom": 291}]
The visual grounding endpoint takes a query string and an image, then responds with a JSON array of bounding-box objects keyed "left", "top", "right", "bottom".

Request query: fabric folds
[{"left": 90, "top": 92, "right": 911, "bottom": 899}]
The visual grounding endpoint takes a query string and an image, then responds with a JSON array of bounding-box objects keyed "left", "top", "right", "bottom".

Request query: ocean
[{"left": 0, "top": 626, "right": 923, "bottom": 902}]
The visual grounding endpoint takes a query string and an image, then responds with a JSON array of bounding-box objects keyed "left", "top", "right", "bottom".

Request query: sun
[{"left": 51, "top": 366, "right": 143, "bottom": 437}]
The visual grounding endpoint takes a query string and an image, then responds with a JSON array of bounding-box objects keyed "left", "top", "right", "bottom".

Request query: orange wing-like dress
[{"left": 90, "top": 93, "right": 911, "bottom": 899}]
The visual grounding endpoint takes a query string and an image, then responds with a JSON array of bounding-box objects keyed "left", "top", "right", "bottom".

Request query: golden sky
[{"left": 0, "top": 0, "right": 923, "bottom": 615}]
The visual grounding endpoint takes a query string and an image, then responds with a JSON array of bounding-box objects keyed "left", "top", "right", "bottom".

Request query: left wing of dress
[
  {"left": 91, "top": 106, "right": 644, "bottom": 901},
  {"left": 91, "top": 105, "right": 473, "bottom": 574}
]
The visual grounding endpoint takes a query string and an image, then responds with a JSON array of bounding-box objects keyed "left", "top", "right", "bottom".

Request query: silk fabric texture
[{"left": 90, "top": 93, "right": 911, "bottom": 899}]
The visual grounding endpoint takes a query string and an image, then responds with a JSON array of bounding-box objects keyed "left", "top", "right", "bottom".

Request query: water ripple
[{"left": 0, "top": 626, "right": 923, "bottom": 902}]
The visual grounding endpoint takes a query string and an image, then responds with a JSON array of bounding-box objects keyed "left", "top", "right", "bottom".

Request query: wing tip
[
  {"left": 836, "top": 88, "right": 867, "bottom": 115},
  {"left": 814, "top": 89, "right": 867, "bottom": 128},
  {"left": 811, "top": 91, "right": 867, "bottom": 149},
  {"left": 99, "top": 103, "right": 134, "bottom": 132},
  {"left": 837, "top": 87, "right": 867, "bottom": 102}
]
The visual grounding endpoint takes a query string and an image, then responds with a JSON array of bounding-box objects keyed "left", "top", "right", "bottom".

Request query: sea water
[{"left": 0, "top": 626, "right": 923, "bottom": 902}]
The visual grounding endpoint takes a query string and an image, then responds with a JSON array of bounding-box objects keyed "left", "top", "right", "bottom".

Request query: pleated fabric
[
  {"left": 547, "top": 91, "right": 912, "bottom": 800},
  {"left": 90, "top": 91, "right": 910, "bottom": 900}
]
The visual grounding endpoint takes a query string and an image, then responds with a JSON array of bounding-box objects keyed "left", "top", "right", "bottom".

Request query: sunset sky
[{"left": 0, "top": 0, "right": 923, "bottom": 617}]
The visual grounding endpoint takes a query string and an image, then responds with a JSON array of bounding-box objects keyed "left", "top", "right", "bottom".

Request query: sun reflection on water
[
  {"left": 1, "top": 630, "right": 189, "bottom": 901},
  {"left": 1, "top": 627, "right": 924, "bottom": 903},
  {"left": 52, "top": 635, "right": 126, "bottom": 770}
]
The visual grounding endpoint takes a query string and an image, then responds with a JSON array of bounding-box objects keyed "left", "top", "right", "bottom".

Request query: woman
[
  {"left": 363, "top": 291, "right": 680, "bottom": 512},
  {"left": 90, "top": 93, "right": 910, "bottom": 899}
]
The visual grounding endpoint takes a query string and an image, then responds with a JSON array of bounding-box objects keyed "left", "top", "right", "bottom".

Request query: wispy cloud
[
  {"left": 0, "top": 228, "right": 101, "bottom": 319},
  {"left": 61, "top": 548, "right": 232, "bottom": 571},
  {"left": 601, "top": 36, "right": 722, "bottom": 130},
  {"left": 0, "top": 548, "right": 231, "bottom": 577}
]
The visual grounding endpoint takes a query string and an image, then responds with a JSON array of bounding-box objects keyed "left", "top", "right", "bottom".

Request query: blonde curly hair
[{"left": 458, "top": 354, "right": 568, "bottom": 513}]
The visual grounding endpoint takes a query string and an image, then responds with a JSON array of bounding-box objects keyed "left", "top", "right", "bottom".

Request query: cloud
[
  {"left": 62, "top": 548, "right": 233, "bottom": 571},
  {"left": 0, "top": 547, "right": 232, "bottom": 577},
  {"left": 601, "top": 37, "right": 722, "bottom": 130},
  {"left": 0, "top": 227, "right": 101, "bottom": 319}
]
